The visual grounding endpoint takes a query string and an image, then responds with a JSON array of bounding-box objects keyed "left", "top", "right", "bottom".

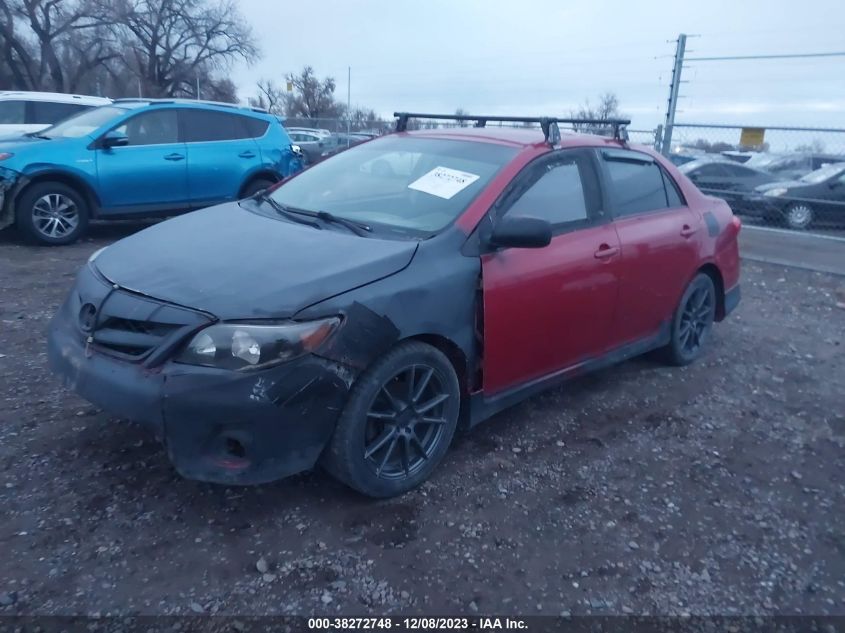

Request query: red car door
[
  {"left": 599, "top": 149, "right": 702, "bottom": 345},
  {"left": 481, "top": 150, "right": 622, "bottom": 394}
]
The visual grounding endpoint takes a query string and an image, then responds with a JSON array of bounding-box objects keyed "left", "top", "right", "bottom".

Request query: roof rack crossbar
[
  {"left": 393, "top": 112, "right": 632, "bottom": 142},
  {"left": 112, "top": 97, "right": 268, "bottom": 113}
]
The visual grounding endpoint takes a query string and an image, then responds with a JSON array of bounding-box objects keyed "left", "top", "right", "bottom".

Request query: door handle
[
  {"left": 238, "top": 151, "right": 256, "bottom": 158},
  {"left": 164, "top": 153, "right": 185, "bottom": 161},
  {"left": 680, "top": 224, "right": 698, "bottom": 237},
  {"left": 594, "top": 244, "right": 619, "bottom": 260}
]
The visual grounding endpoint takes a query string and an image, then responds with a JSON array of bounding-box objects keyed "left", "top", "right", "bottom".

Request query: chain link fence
[{"left": 665, "top": 123, "right": 845, "bottom": 233}]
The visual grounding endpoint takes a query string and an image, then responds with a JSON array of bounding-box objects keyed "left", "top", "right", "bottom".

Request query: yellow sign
[
  {"left": 286, "top": 81, "right": 294, "bottom": 92},
  {"left": 740, "top": 127, "right": 765, "bottom": 147}
]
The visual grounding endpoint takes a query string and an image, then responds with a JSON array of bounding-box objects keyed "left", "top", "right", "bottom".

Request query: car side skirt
[{"left": 468, "top": 321, "right": 672, "bottom": 427}]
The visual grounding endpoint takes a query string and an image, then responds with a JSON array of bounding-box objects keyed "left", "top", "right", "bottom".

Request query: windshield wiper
[
  {"left": 248, "top": 192, "right": 321, "bottom": 230},
  {"left": 313, "top": 210, "right": 372, "bottom": 236},
  {"left": 281, "top": 206, "right": 371, "bottom": 236},
  {"left": 26, "top": 132, "right": 51, "bottom": 140}
]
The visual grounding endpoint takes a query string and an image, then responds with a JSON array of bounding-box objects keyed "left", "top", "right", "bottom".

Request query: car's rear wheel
[
  {"left": 15, "top": 181, "right": 89, "bottom": 246},
  {"left": 322, "top": 341, "right": 460, "bottom": 498},
  {"left": 661, "top": 273, "right": 717, "bottom": 366},
  {"left": 241, "top": 178, "right": 276, "bottom": 199},
  {"left": 783, "top": 203, "right": 814, "bottom": 230}
]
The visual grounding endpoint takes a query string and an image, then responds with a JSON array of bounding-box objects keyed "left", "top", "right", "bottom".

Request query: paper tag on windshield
[{"left": 408, "top": 166, "right": 480, "bottom": 199}]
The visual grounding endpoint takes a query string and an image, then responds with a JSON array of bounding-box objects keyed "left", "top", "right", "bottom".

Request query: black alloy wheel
[
  {"left": 363, "top": 364, "right": 450, "bottom": 479},
  {"left": 322, "top": 341, "right": 460, "bottom": 498},
  {"left": 661, "top": 273, "right": 717, "bottom": 366}
]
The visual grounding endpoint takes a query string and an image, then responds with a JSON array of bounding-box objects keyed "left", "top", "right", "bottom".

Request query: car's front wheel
[
  {"left": 783, "top": 203, "right": 814, "bottom": 230},
  {"left": 323, "top": 341, "right": 461, "bottom": 498},
  {"left": 661, "top": 273, "right": 717, "bottom": 366},
  {"left": 15, "top": 181, "right": 89, "bottom": 245}
]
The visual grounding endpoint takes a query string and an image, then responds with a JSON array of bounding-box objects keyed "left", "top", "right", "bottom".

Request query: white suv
[{"left": 0, "top": 91, "right": 112, "bottom": 137}]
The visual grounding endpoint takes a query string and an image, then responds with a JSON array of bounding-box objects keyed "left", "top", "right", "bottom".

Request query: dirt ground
[{"left": 0, "top": 224, "right": 843, "bottom": 617}]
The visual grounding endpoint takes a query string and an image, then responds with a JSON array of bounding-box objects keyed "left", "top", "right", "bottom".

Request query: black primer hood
[{"left": 93, "top": 202, "right": 418, "bottom": 319}]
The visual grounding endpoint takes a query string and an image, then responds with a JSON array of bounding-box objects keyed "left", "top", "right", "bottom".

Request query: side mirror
[
  {"left": 101, "top": 130, "right": 129, "bottom": 148},
  {"left": 490, "top": 216, "right": 552, "bottom": 249}
]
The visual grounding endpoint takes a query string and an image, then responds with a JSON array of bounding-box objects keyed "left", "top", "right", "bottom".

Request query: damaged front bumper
[
  {"left": 47, "top": 290, "right": 353, "bottom": 485},
  {"left": 0, "top": 167, "right": 23, "bottom": 232}
]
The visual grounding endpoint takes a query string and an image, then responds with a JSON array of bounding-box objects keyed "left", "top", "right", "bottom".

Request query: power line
[{"left": 687, "top": 51, "right": 845, "bottom": 61}]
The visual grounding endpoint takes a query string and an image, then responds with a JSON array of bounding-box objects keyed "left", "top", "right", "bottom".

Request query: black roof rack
[{"left": 393, "top": 112, "right": 631, "bottom": 144}]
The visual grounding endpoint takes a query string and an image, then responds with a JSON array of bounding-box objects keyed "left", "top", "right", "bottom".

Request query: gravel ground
[{"left": 0, "top": 224, "right": 843, "bottom": 617}]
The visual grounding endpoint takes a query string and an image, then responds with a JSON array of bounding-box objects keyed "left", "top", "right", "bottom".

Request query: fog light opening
[{"left": 225, "top": 437, "right": 247, "bottom": 459}]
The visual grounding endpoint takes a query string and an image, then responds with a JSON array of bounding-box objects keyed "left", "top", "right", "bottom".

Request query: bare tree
[
  {"left": 283, "top": 66, "right": 345, "bottom": 119},
  {"left": 570, "top": 92, "right": 625, "bottom": 134},
  {"left": 0, "top": 0, "right": 117, "bottom": 92},
  {"left": 251, "top": 79, "right": 286, "bottom": 114},
  {"left": 794, "top": 139, "right": 825, "bottom": 153},
  {"left": 454, "top": 107, "right": 469, "bottom": 127},
  {"left": 348, "top": 106, "right": 382, "bottom": 130},
  {"left": 100, "top": 0, "right": 258, "bottom": 98}
]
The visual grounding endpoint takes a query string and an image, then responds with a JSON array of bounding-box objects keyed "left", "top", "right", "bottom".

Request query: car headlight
[
  {"left": 764, "top": 188, "right": 788, "bottom": 197},
  {"left": 176, "top": 317, "right": 341, "bottom": 371}
]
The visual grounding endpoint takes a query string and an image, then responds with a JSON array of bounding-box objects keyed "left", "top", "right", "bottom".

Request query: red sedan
[{"left": 48, "top": 113, "right": 741, "bottom": 497}]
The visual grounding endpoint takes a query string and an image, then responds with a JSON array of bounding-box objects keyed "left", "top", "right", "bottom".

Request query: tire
[
  {"left": 15, "top": 181, "right": 89, "bottom": 245},
  {"left": 660, "top": 273, "right": 717, "bottom": 367},
  {"left": 241, "top": 178, "right": 276, "bottom": 199},
  {"left": 783, "top": 203, "right": 814, "bottom": 230},
  {"left": 322, "top": 341, "right": 461, "bottom": 498}
]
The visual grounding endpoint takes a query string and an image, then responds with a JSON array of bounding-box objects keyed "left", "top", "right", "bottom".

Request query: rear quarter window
[
  {"left": 0, "top": 100, "right": 26, "bottom": 124},
  {"left": 245, "top": 117, "right": 270, "bottom": 138},
  {"left": 29, "top": 101, "right": 88, "bottom": 124}
]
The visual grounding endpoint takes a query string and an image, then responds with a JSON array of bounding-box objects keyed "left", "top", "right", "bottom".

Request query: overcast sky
[{"left": 234, "top": 0, "right": 845, "bottom": 132}]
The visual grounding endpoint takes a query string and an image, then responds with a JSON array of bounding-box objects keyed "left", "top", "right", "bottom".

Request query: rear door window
[
  {"left": 602, "top": 150, "right": 674, "bottom": 217},
  {"left": 180, "top": 110, "right": 252, "bottom": 142},
  {"left": 695, "top": 164, "right": 730, "bottom": 177}
]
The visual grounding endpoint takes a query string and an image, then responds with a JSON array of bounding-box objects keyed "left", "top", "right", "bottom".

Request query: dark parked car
[
  {"left": 746, "top": 152, "right": 845, "bottom": 181},
  {"left": 322, "top": 133, "right": 371, "bottom": 156},
  {"left": 680, "top": 158, "right": 776, "bottom": 208},
  {"left": 747, "top": 162, "right": 845, "bottom": 229},
  {"left": 48, "top": 113, "right": 741, "bottom": 498}
]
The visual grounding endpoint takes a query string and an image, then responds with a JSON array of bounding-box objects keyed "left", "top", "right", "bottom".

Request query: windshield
[
  {"left": 800, "top": 162, "right": 845, "bottom": 184},
  {"left": 39, "top": 105, "right": 129, "bottom": 139},
  {"left": 269, "top": 136, "right": 517, "bottom": 235}
]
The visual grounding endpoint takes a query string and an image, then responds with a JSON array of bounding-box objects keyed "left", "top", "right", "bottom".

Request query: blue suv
[{"left": 0, "top": 99, "right": 304, "bottom": 245}]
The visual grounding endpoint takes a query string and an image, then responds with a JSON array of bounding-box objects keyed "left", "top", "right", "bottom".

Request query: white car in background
[
  {"left": 286, "top": 126, "right": 332, "bottom": 139},
  {"left": 0, "top": 91, "right": 112, "bottom": 137}
]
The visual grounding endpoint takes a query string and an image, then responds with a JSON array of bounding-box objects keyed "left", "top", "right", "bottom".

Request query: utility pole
[
  {"left": 660, "top": 33, "right": 687, "bottom": 156},
  {"left": 347, "top": 66, "right": 351, "bottom": 147},
  {"left": 196, "top": 74, "right": 201, "bottom": 100}
]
